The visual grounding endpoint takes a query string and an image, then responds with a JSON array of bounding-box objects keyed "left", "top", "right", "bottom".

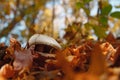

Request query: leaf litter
[{"left": 0, "top": 33, "right": 120, "bottom": 80}]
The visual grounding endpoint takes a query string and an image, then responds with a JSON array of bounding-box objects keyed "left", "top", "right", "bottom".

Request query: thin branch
[
  {"left": 0, "top": 13, "right": 24, "bottom": 38},
  {"left": 51, "top": 0, "right": 55, "bottom": 37},
  {"left": 0, "top": 4, "right": 35, "bottom": 38}
]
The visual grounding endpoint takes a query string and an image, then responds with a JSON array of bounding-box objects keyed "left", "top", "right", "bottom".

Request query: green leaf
[
  {"left": 99, "top": 16, "right": 108, "bottom": 26},
  {"left": 76, "top": 0, "right": 92, "bottom": 9},
  {"left": 76, "top": 2, "right": 83, "bottom": 9},
  {"left": 93, "top": 26, "right": 107, "bottom": 38},
  {"left": 84, "top": 0, "right": 92, "bottom": 3},
  {"left": 83, "top": 7, "right": 90, "bottom": 15},
  {"left": 115, "top": 5, "right": 120, "bottom": 8},
  {"left": 85, "top": 23, "right": 92, "bottom": 30},
  {"left": 101, "top": 4, "right": 112, "bottom": 15},
  {"left": 110, "top": 11, "right": 120, "bottom": 19}
]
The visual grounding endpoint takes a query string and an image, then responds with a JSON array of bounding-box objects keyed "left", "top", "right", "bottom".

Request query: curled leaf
[{"left": 0, "top": 64, "right": 14, "bottom": 79}]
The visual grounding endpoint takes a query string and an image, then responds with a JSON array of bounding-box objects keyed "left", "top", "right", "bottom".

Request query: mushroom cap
[{"left": 28, "top": 34, "right": 62, "bottom": 50}]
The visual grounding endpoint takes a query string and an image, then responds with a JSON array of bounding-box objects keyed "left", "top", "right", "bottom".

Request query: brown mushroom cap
[{"left": 28, "top": 34, "right": 62, "bottom": 50}]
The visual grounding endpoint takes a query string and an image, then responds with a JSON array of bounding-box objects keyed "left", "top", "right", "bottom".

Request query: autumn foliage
[{"left": 0, "top": 33, "right": 120, "bottom": 80}]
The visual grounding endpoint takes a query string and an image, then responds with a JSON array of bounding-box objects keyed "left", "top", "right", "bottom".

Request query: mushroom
[
  {"left": 28, "top": 34, "right": 62, "bottom": 70},
  {"left": 28, "top": 34, "right": 61, "bottom": 53}
]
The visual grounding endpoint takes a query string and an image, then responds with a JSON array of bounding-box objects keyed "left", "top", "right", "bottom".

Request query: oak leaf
[
  {"left": 13, "top": 45, "right": 33, "bottom": 75},
  {"left": 13, "top": 49, "right": 33, "bottom": 73}
]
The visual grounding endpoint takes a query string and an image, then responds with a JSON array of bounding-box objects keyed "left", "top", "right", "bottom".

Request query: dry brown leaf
[
  {"left": 73, "top": 43, "right": 106, "bottom": 80},
  {"left": 88, "top": 43, "right": 107, "bottom": 75},
  {"left": 10, "top": 37, "right": 21, "bottom": 51},
  {"left": 100, "top": 42, "right": 116, "bottom": 55},
  {"left": 56, "top": 50, "right": 75, "bottom": 80},
  {"left": 1, "top": 36, "right": 120, "bottom": 80},
  {"left": 0, "top": 64, "right": 14, "bottom": 79},
  {"left": 13, "top": 48, "right": 33, "bottom": 74},
  {"left": 100, "top": 42, "right": 116, "bottom": 66},
  {"left": 106, "top": 32, "right": 116, "bottom": 43},
  {"left": 111, "top": 46, "right": 120, "bottom": 67},
  {"left": 74, "top": 73, "right": 99, "bottom": 80},
  {"left": 6, "top": 38, "right": 22, "bottom": 56}
]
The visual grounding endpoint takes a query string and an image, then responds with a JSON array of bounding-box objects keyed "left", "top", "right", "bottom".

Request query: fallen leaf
[
  {"left": 105, "top": 32, "right": 116, "bottom": 43},
  {"left": 13, "top": 48, "right": 33, "bottom": 74},
  {"left": 0, "top": 64, "right": 14, "bottom": 79}
]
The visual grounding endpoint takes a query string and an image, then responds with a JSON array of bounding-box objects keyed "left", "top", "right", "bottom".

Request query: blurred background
[{"left": 0, "top": 0, "right": 120, "bottom": 47}]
